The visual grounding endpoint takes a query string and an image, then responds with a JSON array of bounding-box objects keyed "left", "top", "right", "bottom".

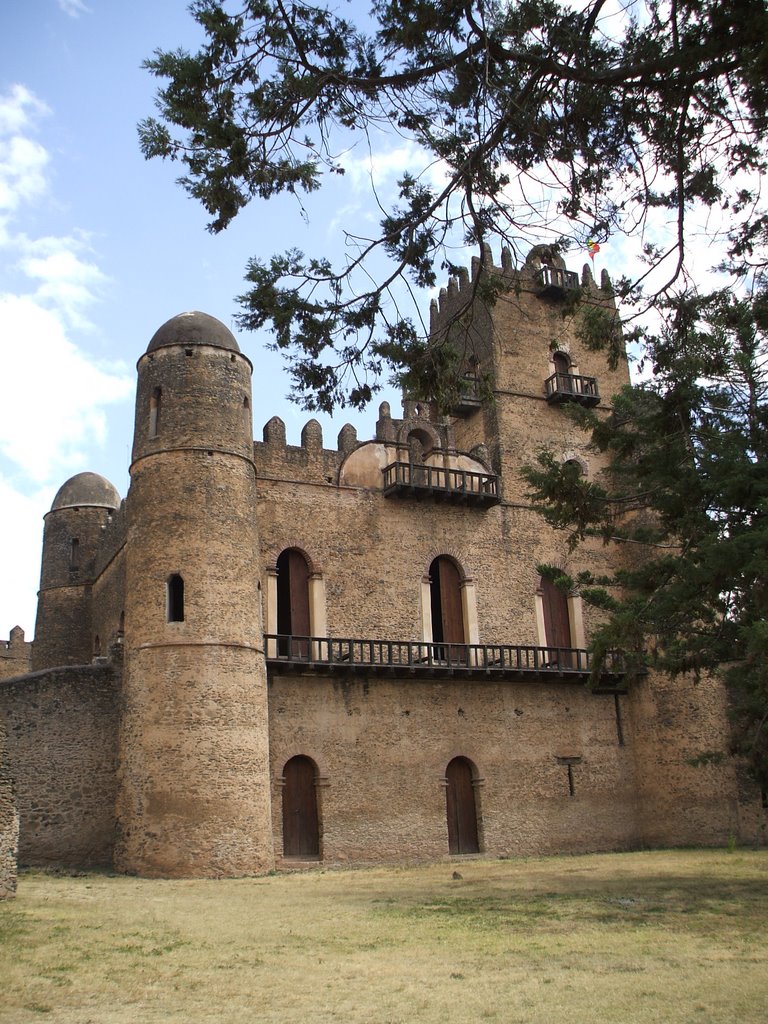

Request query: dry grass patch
[{"left": 1, "top": 848, "right": 767, "bottom": 1024}]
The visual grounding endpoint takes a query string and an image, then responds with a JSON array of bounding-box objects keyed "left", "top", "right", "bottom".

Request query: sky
[
  {"left": 0, "top": 0, "right": 731, "bottom": 640},
  {"left": 0, "top": 0, "right": 417, "bottom": 638}
]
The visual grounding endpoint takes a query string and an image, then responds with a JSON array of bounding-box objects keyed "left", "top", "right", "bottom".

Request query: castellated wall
[
  {"left": 0, "top": 628, "right": 32, "bottom": 682},
  {"left": 0, "top": 664, "right": 119, "bottom": 867}
]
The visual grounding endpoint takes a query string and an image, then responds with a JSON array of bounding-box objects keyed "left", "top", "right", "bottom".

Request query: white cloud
[
  {"left": 0, "top": 84, "right": 132, "bottom": 636},
  {"left": 0, "top": 478, "right": 50, "bottom": 641},
  {"left": 57, "top": 0, "right": 90, "bottom": 17},
  {"left": 18, "top": 234, "right": 110, "bottom": 328}
]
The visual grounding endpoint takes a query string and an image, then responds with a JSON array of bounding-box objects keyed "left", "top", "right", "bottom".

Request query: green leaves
[
  {"left": 140, "top": 0, "right": 768, "bottom": 410},
  {"left": 525, "top": 288, "right": 768, "bottom": 781}
]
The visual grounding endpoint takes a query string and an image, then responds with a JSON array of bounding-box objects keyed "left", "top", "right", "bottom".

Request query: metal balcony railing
[
  {"left": 265, "top": 635, "right": 626, "bottom": 686},
  {"left": 544, "top": 372, "right": 600, "bottom": 407},
  {"left": 382, "top": 462, "right": 499, "bottom": 506}
]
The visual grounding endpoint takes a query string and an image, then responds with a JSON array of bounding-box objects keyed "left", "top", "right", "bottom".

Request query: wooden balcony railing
[
  {"left": 535, "top": 265, "right": 580, "bottom": 296},
  {"left": 265, "top": 635, "right": 626, "bottom": 686},
  {"left": 544, "top": 372, "right": 600, "bottom": 407},
  {"left": 451, "top": 375, "right": 483, "bottom": 416},
  {"left": 383, "top": 461, "right": 500, "bottom": 506}
]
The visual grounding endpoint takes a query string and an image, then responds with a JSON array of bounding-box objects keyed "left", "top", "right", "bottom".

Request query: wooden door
[
  {"left": 541, "top": 576, "right": 571, "bottom": 665},
  {"left": 277, "top": 549, "right": 310, "bottom": 657},
  {"left": 431, "top": 557, "right": 465, "bottom": 663},
  {"left": 282, "top": 756, "right": 319, "bottom": 859},
  {"left": 446, "top": 757, "right": 479, "bottom": 854}
]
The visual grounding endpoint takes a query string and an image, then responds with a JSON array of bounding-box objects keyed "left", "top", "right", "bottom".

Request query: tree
[
  {"left": 139, "top": 0, "right": 768, "bottom": 411},
  {"left": 523, "top": 288, "right": 768, "bottom": 786}
]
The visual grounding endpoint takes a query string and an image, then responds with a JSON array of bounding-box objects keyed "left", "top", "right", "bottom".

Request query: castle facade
[{"left": 0, "top": 247, "right": 762, "bottom": 879}]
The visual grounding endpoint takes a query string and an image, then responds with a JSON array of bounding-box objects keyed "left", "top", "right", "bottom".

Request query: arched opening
[
  {"left": 553, "top": 351, "right": 570, "bottom": 376},
  {"left": 93, "top": 635, "right": 101, "bottom": 657},
  {"left": 277, "top": 548, "right": 310, "bottom": 657},
  {"left": 167, "top": 573, "right": 184, "bottom": 623},
  {"left": 429, "top": 556, "right": 465, "bottom": 662},
  {"left": 445, "top": 757, "right": 480, "bottom": 854},
  {"left": 69, "top": 537, "right": 80, "bottom": 570},
  {"left": 149, "top": 387, "right": 162, "bottom": 438},
  {"left": 540, "top": 575, "right": 571, "bottom": 663},
  {"left": 282, "top": 755, "right": 320, "bottom": 859}
]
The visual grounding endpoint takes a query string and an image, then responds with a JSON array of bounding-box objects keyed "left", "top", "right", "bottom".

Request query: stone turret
[
  {"left": 32, "top": 472, "right": 120, "bottom": 670},
  {"left": 115, "top": 311, "right": 274, "bottom": 877}
]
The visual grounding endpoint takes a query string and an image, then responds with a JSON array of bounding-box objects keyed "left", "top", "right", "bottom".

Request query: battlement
[{"left": 429, "top": 242, "right": 614, "bottom": 336}]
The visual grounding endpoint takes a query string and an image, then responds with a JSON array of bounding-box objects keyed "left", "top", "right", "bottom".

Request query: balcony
[
  {"left": 544, "top": 372, "right": 600, "bottom": 407},
  {"left": 450, "top": 375, "right": 483, "bottom": 416},
  {"left": 265, "top": 635, "right": 626, "bottom": 687},
  {"left": 383, "top": 461, "right": 499, "bottom": 506},
  {"left": 535, "top": 265, "right": 580, "bottom": 297}
]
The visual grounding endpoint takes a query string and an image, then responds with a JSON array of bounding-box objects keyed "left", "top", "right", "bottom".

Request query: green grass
[{"left": 1, "top": 848, "right": 767, "bottom": 1024}]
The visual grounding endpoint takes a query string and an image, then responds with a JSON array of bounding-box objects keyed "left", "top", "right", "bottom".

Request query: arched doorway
[
  {"left": 277, "top": 548, "right": 310, "bottom": 657},
  {"left": 429, "top": 556, "right": 465, "bottom": 663},
  {"left": 445, "top": 757, "right": 479, "bottom": 854},
  {"left": 282, "top": 755, "right": 320, "bottom": 859}
]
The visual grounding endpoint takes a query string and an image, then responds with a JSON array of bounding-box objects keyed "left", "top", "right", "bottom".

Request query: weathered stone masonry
[{"left": 0, "top": 247, "right": 763, "bottom": 878}]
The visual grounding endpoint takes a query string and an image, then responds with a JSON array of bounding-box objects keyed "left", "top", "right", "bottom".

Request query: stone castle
[{"left": 0, "top": 246, "right": 763, "bottom": 883}]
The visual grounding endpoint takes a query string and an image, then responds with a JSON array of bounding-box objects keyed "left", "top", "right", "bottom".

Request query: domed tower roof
[
  {"left": 50, "top": 472, "right": 121, "bottom": 511},
  {"left": 146, "top": 311, "right": 240, "bottom": 354}
]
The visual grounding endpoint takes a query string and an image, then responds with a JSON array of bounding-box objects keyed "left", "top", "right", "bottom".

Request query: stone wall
[
  {"left": 268, "top": 673, "right": 639, "bottom": 865},
  {"left": 0, "top": 627, "right": 32, "bottom": 682},
  {"left": 0, "top": 723, "right": 18, "bottom": 898},
  {"left": 0, "top": 663, "right": 119, "bottom": 867}
]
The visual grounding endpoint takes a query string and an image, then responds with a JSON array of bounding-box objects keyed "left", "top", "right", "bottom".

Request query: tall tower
[
  {"left": 32, "top": 472, "right": 121, "bottom": 671},
  {"left": 115, "top": 312, "right": 273, "bottom": 877}
]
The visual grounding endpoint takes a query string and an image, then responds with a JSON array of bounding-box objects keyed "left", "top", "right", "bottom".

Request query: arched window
[
  {"left": 282, "top": 755, "right": 320, "bottom": 859},
  {"left": 167, "top": 573, "right": 184, "bottom": 622},
  {"left": 69, "top": 537, "right": 80, "bottom": 570},
  {"left": 149, "top": 387, "right": 162, "bottom": 438},
  {"left": 429, "top": 556, "right": 465, "bottom": 662},
  {"left": 277, "top": 549, "right": 310, "bottom": 656},
  {"left": 445, "top": 757, "right": 480, "bottom": 854},
  {"left": 93, "top": 635, "right": 101, "bottom": 657}
]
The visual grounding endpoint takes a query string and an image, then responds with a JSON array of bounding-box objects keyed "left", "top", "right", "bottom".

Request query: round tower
[
  {"left": 32, "top": 472, "right": 121, "bottom": 671},
  {"left": 115, "top": 312, "right": 274, "bottom": 877}
]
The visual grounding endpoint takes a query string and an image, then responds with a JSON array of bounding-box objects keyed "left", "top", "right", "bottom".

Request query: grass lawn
[{"left": 1, "top": 848, "right": 767, "bottom": 1024}]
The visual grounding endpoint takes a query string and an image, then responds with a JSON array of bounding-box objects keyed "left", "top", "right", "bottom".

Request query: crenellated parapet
[{"left": 430, "top": 242, "right": 614, "bottom": 339}]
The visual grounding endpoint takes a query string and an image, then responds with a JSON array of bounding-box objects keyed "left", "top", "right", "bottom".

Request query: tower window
[
  {"left": 149, "top": 387, "right": 162, "bottom": 438},
  {"left": 167, "top": 574, "right": 184, "bottom": 622},
  {"left": 69, "top": 537, "right": 80, "bottom": 569}
]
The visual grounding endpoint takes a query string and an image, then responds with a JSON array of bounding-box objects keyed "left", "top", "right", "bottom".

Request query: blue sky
[
  {"left": 0, "top": 0, "right": 730, "bottom": 639},
  {"left": 0, "top": 0, "right": 417, "bottom": 637}
]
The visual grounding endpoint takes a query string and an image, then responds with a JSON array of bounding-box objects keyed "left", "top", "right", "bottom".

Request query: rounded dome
[
  {"left": 50, "top": 472, "right": 121, "bottom": 512},
  {"left": 146, "top": 311, "right": 240, "bottom": 354}
]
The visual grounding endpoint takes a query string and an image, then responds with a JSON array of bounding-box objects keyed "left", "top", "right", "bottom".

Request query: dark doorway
[
  {"left": 282, "top": 755, "right": 320, "bottom": 859},
  {"left": 446, "top": 757, "right": 479, "bottom": 854},
  {"left": 540, "top": 575, "right": 572, "bottom": 666},
  {"left": 276, "top": 549, "right": 310, "bottom": 657},
  {"left": 429, "top": 556, "right": 465, "bottom": 662}
]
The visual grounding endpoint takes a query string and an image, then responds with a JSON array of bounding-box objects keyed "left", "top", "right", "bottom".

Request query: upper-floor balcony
[
  {"left": 383, "top": 461, "right": 500, "bottom": 506},
  {"left": 265, "top": 635, "right": 626, "bottom": 689},
  {"left": 450, "top": 375, "right": 483, "bottom": 416},
  {"left": 536, "top": 265, "right": 580, "bottom": 297},
  {"left": 544, "top": 372, "right": 600, "bottom": 408}
]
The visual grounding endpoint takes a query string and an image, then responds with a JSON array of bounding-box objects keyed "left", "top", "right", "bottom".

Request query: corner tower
[
  {"left": 32, "top": 472, "right": 121, "bottom": 670},
  {"left": 115, "top": 312, "right": 273, "bottom": 877}
]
